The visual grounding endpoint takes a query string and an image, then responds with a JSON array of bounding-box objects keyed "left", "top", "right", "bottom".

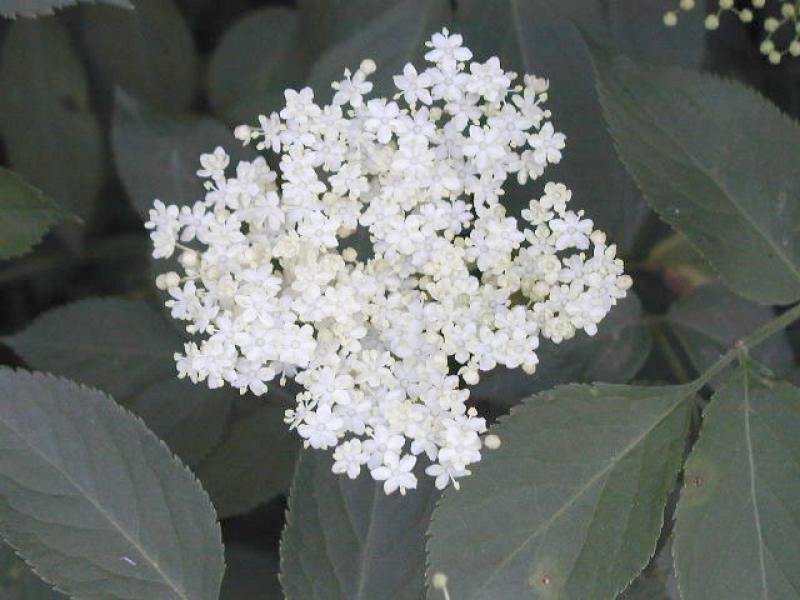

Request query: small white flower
[{"left": 371, "top": 452, "right": 418, "bottom": 495}]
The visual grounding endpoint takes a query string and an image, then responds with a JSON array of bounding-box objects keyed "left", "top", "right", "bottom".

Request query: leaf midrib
[
  {"left": 469, "top": 389, "right": 687, "bottom": 598},
  {"left": 742, "top": 368, "right": 770, "bottom": 600},
  {"left": 0, "top": 409, "right": 190, "bottom": 600}
]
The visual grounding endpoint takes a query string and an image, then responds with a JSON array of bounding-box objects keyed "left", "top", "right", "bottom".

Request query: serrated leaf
[
  {"left": 112, "top": 89, "right": 256, "bottom": 219},
  {"left": 0, "top": 0, "right": 131, "bottom": 18},
  {"left": 471, "top": 293, "right": 652, "bottom": 410},
  {"left": 195, "top": 394, "right": 300, "bottom": 519},
  {"left": 593, "top": 47, "right": 800, "bottom": 305},
  {"left": 81, "top": 0, "right": 197, "bottom": 111},
  {"left": 0, "top": 369, "right": 224, "bottom": 600},
  {"left": 208, "top": 7, "right": 310, "bottom": 125},
  {"left": 667, "top": 281, "right": 794, "bottom": 379},
  {"left": 0, "top": 541, "right": 65, "bottom": 599},
  {"left": 427, "top": 383, "right": 692, "bottom": 600},
  {"left": 5, "top": 298, "right": 181, "bottom": 399},
  {"left": 280, "top": 449, "right": 439, "bottom": 600},
  {"left": 0, "top": 169, "right": 68, "bottom": 260},
  {"left": 3, "top": 297, "right": 296, "bottom": 518},
  {"left": 306, "top": 0, "right": 451, "bottom": 104},
  {"left": 0, "top": 18, "right": 102, "bottom": 220},
  {"left": 673, "top": 365, "right": 800, "bottom": 600}
]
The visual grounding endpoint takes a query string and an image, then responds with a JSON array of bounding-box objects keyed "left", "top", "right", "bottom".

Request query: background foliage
[{"left": 0, "top": 0, "right": 798, "bottom": 599}]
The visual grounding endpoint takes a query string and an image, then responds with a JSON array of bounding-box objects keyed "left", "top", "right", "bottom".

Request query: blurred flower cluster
[
  {"left": 664, "top": 0, "right": 800, "bottom": 64},
  {"left": 147, "top": 29, "right": 630, "bottom": 494}
]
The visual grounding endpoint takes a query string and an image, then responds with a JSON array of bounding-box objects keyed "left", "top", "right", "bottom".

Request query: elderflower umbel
[{"left": 147, "top": 29, "right": 631, "bottom": 494}]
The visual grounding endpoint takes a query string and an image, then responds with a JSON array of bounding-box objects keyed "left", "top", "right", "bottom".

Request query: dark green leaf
[
  {"left": 221, "top": 545, "right": 281, "bottom": 600},
  {"left": 112, "top": 89, "right": 256, "bottom": 219},
  {"left": 195, "top": 394, "right": 300, "bottom": 519},
  {"left": 427, "top": 383, "right": 691, "bottom": 600},
  {"left": 4, "top": 298, "right": 181, "bottom": 399},
  {"left": 306, "top": 0, "right": 451, "bottom": 104},
  {"left": 0, "top": 19, "right": 102, "bottom": 220},
  {"left": 0, "top": 369, "right": 224, "bottom": 600},
  {"left": 471, "top": 293, "right": 652, "bottom": 410},
  {"left": 0, "top": 541, "right": 65, "bottom": 599},
  {"left": 674, "top": 365, "right": 800, "bottom": 600},
  {"left": 81, "top": 0, "right": 197, "bottom": 111},
  {"left": 208, "top": 7, "right": 310, "bottom": 125},
  {"left": 0, "top": 169, "right": 68, "bottom": 260},
  {"left": 281, "top": 449, "right": 439, "bottom": 600},
  {"left": 0, "top": 0, "right": 131, "bottom": 18},
  {"left": 645, "top": 232, "right": 716, "bottom": 289},
  {"left": 617, "top": 541, "right": 678, "bottom": 600},
  {"left": 667, "top": 281, "right": 794, "bottom": 378},
  {"left": 128, "top": 378, "right": 233, "bottom": 466},
  {"left": 297, "top": 0, "right": 397, "bottom": 54},
  {"left": 593, "top": 47, "right": 800, "bottom": 305}
]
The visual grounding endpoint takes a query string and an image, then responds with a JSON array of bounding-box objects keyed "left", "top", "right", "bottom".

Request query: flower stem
[{"left": 690, "top": 300, "right": 800, "bottom": 390}]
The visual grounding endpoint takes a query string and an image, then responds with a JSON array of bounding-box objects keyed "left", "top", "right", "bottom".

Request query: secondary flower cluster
[{"left": 147, "top": 29, "right": 630, "bottom": 494}]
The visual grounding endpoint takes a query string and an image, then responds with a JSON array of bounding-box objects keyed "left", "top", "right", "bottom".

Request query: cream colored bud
[
  {"left": 461, "top": 368, "right": 479, "bottom": 386},
  {"left": 164, "top": 271, "right": 181, "bottom": 289},
  {"left": 680, "top": 0, "right": 695, "bottom": 9},
  {"left": 739, "top": 8, "right": 753, "bottom": 22},
  {"left": 155, "top": 274, "right": 167, "bottom": 290},
  {"left": 234, "top": 125, "right": 251, "bottom": 142},
  {"left": 719, "top": 0, "right": 733, "bottom": 9},
  {"left": 617, "top": 275, "right": 634, "bottom": 290},
  {"left": 359, "top": 59, "right": 377, "bottom": 75},
  {"left": 751, "top": 0, "right": 765, "bottom": 7},
  {"left": 769, "top": 50, "right": 782, "bottom": 65},
  {"left": 790, "top": 40, "right": 800, "bottom": 56},
  {"left": 590, "top": 230, "right": 607, "bottom": 246},
  {"left": 342, "top": 247, "right": 358, "bottom": 262},
  {"left": 704, "top": 14, "right": 720, "bottom": 30},
  {"left": 760, "top": 39, "right": 775, "bottom": 54},
  {"left": 431, "top": 573, "right": 449, "bottom": 590},
  {"left": 764, "top": 17, "right": 780, "bottom": 32},
  {"left": 179, "top": 251, "right": 198, "bottom": 268},
  {"left": 663, "top": 11, "right": 678, "bottom": 27},
  {"left": 484, "top": 434, "right": 502, "bottom": 450},
  {"left": 782, "top": 3, "right": 796, "bottom": 18}
]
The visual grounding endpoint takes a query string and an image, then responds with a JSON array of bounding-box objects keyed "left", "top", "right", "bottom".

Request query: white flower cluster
[{"left": 147, "top": 29, "right": 631, "bottom": 494}]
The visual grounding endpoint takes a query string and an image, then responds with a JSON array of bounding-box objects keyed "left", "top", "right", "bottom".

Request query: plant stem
[
  {"left": 652, "top": 323, "right": 692, "bottom": 384},
  {"left": 690, "top": 300, "right": 800, "bottom": 390}
]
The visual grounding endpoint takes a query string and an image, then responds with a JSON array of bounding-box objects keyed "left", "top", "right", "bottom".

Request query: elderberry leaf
[
  {"left": 0, "top": 369, "right": 224, "bottom": 600},
  {"left": 0, "top": 0, "right": 131, "bottom": 18},
  {"left": 427, "top": 383, "right": 692, "bottom": 600},
  {"left": 673, "top": 364, "right": 800, "bottom": 600}
]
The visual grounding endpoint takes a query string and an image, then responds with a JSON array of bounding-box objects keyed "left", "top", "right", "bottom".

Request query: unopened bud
[{"left": 484, "top": 434, "right": 502, "bottom": 450}]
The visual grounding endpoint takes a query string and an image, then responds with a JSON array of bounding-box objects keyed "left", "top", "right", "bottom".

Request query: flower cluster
[
  {"left": 147, "top": 29, "right": 630, "bottom": 494},
  {"left": 664, "top": 0, "right": 800, "bottom": 64}
]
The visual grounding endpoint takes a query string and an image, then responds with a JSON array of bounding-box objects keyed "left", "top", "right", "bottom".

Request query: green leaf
[
  {"left": 0, "top": 541, "right": 65, "bottom": 599},
  {"left": 297, "top": 0, "right": 398, "bottom": 54},
  {"left": 306, "top": 0, "right": 451, "bottom": 104},
  {"left": 427, "top": 383, "right": 692, "bottom": 600},
  {"left": 208, "top": 7, "right": 310, "bottom": 125},
  {"left": 471, "top": 293, "right": 652, "bottom": 410},
  {"left": 0, "top": 369, "right": 224, "bottom": 600},
  {"left": 127, "top": 378, "right": 233, "bottom": 466},
  {"left": 5, "top": 298, "right": 181, "bottom": 399},
  {"left": 617, "top": 541, "right": 678, "bottom": 600},
  {"left": 0, "top": 0, "right": 131, "bottom": 18},
  {"left": 667, "top": 281, "right": 794, "bottom": 379},
  {"left": 0, "top": 169, "right": 68, "bottom": 260},
  {"left": 81, "top": 0, "right": 197, "bottom": 111},
  {"left": 673, "top": 365, "right": 800, "bottom": 600},
  {"left": 221, "top": 544, "right": 281, "bottom": 600},
  {"left": 112, "top": 89, "right": 256, "bottom": 219},
  {"left": 195, "top": 394, "right": 300, "bottom": 519},
  {"left": 3, "top": 297, "right": 296, "bottom": 518},
  {"left": 0, "top": 18, "right": 102, "bottom": 220},
  {"left": 281, "top": 449, "right": 439, "bottom": 600},
  {"left": 593, "top": 47, "right": 800, "bottom": 305}
]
